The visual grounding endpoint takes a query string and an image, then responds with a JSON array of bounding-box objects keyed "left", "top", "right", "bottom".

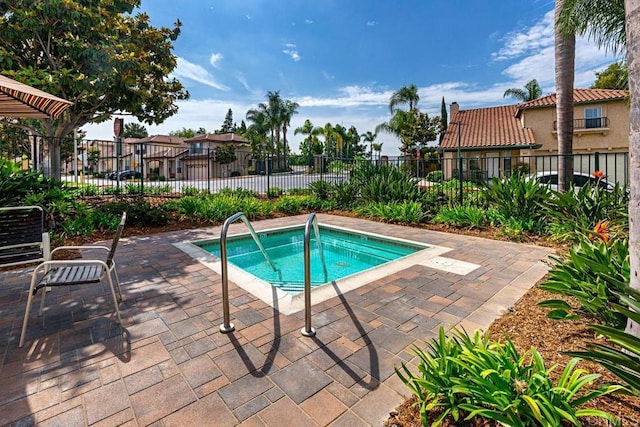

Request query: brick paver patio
[{"left": 0, "top": 214, "right": 553, "bottom": 426}]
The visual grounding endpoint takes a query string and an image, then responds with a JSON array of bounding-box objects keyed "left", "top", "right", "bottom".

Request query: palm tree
[
  {"left": 371, "top": 142, "right": 383, "bottom": 162},
  {"left": 624, "top": 0, "right": 640, "bottom": 342},
  {"left": 294, "top": 119, "right": 321, "bottom": 157},
  {"left": 555, "top": 0, "right": 576, "bottom": 193},
  {"left": 360, "top": 131, "right": 377, "bottom": 159},
  {"left": 558, "top": 0, "right": 625, "bottom": 54},
  {"left": 503, "top": 79, "right": 543, "bottom": 102},
  {"left": 245, "top": 109, "right": 270, "bottom": 155},
  {"left": 281, "top": 99, "right": 299, "bottom": 158},
  {"left": 389, "top": 84, "right": 420, "bottom": 113},
  {"left": 319, "top": 123, "right": 343, "bottom": 157}
]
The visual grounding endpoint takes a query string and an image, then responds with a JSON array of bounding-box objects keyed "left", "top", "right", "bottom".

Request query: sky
[{"left": 82, "top": 0, "right": 620, "bottom": 155}]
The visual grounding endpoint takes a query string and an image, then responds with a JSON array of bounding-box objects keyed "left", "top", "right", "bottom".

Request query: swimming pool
[
  {"left": 196, "top": 225, "right": 427, "bottom": 293},
  {"left": 175, "top": 222, "right": 459, "bottom": 314}
]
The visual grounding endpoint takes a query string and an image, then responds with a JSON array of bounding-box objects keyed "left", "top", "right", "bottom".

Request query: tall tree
[
  {"left": 592, "top": 61, "right": 629, "bottom": 89},
  {"left": 169, "top": 127, "right": 207, "bottom": 138},
  {"left": 0, "top": 0, "right": 189, "bottom": 180},
  {"left": 220, "top": 108, "right": 235, "bottom": 133},
  {"left": 281, "top": 100, "right": 299, "bottom": 157},
  {"left": 389, "top": 84, "right": 420, "bottom": 113},
  {"left": 625, "top": 0, "right": 640, "bottom": 338},
  {"left": 122, "top": 123, "right": 149, "bottom": 139},
  {"left": 555, "top": 0, "right": 576, "bottom": 193},
  {"left": 360, "top": 131, "right": 377, "bottom": 159},
  {"left": 294, "top": 120, "right": 322, "bottom": 157},
  {"left": 376, "top": 109, "right": 439, "bottom": 154},
  {"left": 503, "top": 79, "right": 543, "bottom": 102},
  {"left": 245, "top": 109, "right": 270, "bottom": 155},
  {"left": 439, "top": 97, "right": 448, "bottom": 143}
]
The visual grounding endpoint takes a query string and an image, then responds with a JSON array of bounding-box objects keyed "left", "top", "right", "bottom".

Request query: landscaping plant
[
  {"left": 565, "top": 287, "right": 640, "bottom": 393},
  {"left": 355, "top": 201, "right": 424, "bottom": 224},
  {"left": 396, "top": 327, "right": 623, "bottom": 426},
  {"left": 539, "top": 237, "right": 630, "bottom": 328},
  {"left": 433, "top": 205, "right": 488, "bottom": 229},
  {"left": 483, "top": 174, "right": 551, "bottom": 228}
]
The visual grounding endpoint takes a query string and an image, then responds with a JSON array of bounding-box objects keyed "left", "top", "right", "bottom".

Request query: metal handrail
[
  {"left": 301, "top": 212, "right": 327, "bottom": 337},
  {"left": 220, "top": 212, "right": 277, "bottom": 333}
]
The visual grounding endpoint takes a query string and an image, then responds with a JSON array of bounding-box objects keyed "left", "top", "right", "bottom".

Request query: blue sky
[{"left": 83, "top": 0, "right": 619, "bottom": 154}]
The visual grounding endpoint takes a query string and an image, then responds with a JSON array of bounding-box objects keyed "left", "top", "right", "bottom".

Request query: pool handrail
[
  {"left": 301, "top": 212, "right": 327, "bottom": 337},
  {"left": 219, "top": 211, "right": 276, "bottom": 333}
]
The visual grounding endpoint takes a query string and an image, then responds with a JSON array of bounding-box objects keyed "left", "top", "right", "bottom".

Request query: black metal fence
[{"left": 2, "top": 135, "right": 629, "bottom": 206}]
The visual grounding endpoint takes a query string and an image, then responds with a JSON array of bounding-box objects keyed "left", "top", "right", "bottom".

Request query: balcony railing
[{"left": 553, "top": 117, "right": 608, "bottom": 130}]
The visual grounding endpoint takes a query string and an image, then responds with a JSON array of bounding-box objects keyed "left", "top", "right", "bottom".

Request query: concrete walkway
[{"left": 0, "top": 215, "right": 553, "bottom": 426}]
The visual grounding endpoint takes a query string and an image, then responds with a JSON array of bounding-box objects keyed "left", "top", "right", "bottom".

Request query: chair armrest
[{"left": 50, "top": 245, "right": 110, "bottom": 256}]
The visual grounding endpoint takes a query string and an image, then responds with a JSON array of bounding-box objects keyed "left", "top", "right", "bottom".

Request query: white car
[{"left": 527, "top": 171, "right": 616, "bottom": 191}]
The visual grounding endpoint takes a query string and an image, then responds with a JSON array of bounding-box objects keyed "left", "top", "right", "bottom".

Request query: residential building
[
  {"left": 439, "top": 88, "right": 629, "bottom": 183},
  {"left": 181, "top": 133, "right": 251, "bottom": 179}
]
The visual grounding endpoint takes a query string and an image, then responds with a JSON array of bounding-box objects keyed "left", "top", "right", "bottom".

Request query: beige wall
[{"left": 520, "top": 99, "right": 629, "bottom": 154}]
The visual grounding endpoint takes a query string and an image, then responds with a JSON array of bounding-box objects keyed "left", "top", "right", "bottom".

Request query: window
[
  {"left": 584, "top": 107, "right": 603, "bottom": 128},
  {"left": 189, "top": 143, "right": 203, "bottom": 155}
]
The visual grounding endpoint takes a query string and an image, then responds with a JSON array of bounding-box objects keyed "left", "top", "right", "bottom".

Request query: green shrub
[
  {"left": 97, "top": 198, "right": 170, "bottom": 226},
  {"left": 273, "top": 195, "right": 304, "bottom": 215},
  {"left": 267, "top": 187, "right": 284, "bottom": 198},
  {"left": 218, "top": 187, "right": 257, "bottom": 198},
  {"left": 332, "top": 181, "right": 359, "bottom": 209},
  {"left": 565, "top": 287, "right": 640, "bottom": 392},
  {"left": 327, "top": 160, "right": 347, "bottom": 174},
  {"left": 355, "top": 201, "right": 424, "bottom": 224},
  {"left": 425, "top": 170, "right": 443, "bottom": 182},
  {"left": 544, "top": 183, "right": 628, "bottom": 243},
  {"left": 288, "top": 187, "right": 311, "bottom": 196},
  {"left": 351, "top": 163, "right": 422, "bottom": 204},
  {"left": 396, "top": 327, "right": 622, "bottom": 426},
  {"left": 539, "top": 237, "right": 629, "bottom": 328},
  {"left": 433, "top": 206, "right": 488, "bottom": 229},
  {"left": 308, "top": 180, "right": 333, "bottom": 200},
  {"left": 182, "top": 186, "right": 203, "bottom": 196},
  {"left": 0, "top": 160, "right": 66, "bottom": 207},
  {"left": 483, "top": 174, "right": 551, "bottom": 224}
]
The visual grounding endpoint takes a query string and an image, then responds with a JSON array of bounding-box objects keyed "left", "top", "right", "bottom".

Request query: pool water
[{"left": 197, "top": 226, "right": 427, "bottom": 293}]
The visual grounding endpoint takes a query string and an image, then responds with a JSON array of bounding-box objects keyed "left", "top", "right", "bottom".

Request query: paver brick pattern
[{"left": 0, "top": 215, "right": 552, "bottom": 426}]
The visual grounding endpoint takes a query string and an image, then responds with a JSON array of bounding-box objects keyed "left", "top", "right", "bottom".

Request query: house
[
  {"left": 127, "top": 135, "right": 188, "bottom": 179},
  {"left": 181, "top": 133, "right": 251, "bottom": 179},
  {"left": 439, "top": 88, "right": 629, "bottom": 182}
]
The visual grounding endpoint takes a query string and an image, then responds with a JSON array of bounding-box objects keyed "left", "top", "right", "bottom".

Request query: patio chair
[{"left": 19, "top": 212, "right": 127, "bottom": 348}]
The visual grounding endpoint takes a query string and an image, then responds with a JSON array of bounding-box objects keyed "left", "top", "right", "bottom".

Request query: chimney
[{"left": 450, "top": 102, "right": 459, "bottom": 116}]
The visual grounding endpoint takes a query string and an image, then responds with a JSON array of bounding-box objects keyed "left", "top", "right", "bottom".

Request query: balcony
[{"left": 553, "top": 117, "right": 609, "bottom": 131}]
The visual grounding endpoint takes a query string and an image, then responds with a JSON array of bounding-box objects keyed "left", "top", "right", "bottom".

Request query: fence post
[
  {"left": 207, "top": 148, "right": 211, "bottom": 194},
  {"left": 594, "top": 152, "right": 600, "bottom": 172}
]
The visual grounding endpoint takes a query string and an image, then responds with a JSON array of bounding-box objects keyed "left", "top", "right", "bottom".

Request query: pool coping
[{"left": 174, "top": 223, "right": 473, "bottom": 315}]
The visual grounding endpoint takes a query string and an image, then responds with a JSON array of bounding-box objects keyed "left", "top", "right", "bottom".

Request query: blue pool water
[{"left": 197, "top": 226, "right": 427, "bottom": 293}]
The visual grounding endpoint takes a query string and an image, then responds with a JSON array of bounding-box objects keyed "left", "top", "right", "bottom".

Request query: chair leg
[
  {"left": 20, "top": 272, "right": 39, "bottom": 348},
  {"left": 105, "top": 272, "right": 122, "bottom": 325},
  {"left": 111, "top": 265, "right": 123, "bottom": 302},
  {"left": 39, "top": 283, "right": 48, "bottom": 316}
]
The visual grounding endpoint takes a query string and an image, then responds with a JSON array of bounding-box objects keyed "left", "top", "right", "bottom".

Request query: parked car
[
  {"left": 109, "top": 170, "right": 141, "bottom": 180},
  {"left": 527, "top": 171, "right": 616, "bottom": 191}
]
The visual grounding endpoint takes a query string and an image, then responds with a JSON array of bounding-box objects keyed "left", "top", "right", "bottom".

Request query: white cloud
[
  {"left": 322, "top": 71, "right": 335, "bottom": 80},
  {"left": 492, "top": 11, "right": 554, "bottom": 61},
  {"left": 366, "top": 21, "right": 377, "bottom": 27},
  {"left": 282, "top": 43, "right": 301, "bottom": 61},
  {"left": 209, "top": 53, "right": 224, "bottom": 68},
  {"left": 305, "top": 19, "right": 313, "bottom": 24},
  {"left": 235, "top": 72, "right": 250, "bottom": 91},
  {"left": 172, "top": 57, "right": 229, "bottom": 90}
]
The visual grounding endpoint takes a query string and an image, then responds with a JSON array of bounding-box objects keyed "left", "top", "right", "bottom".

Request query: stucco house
[
  {"left": 439, "top": 88, "right": 629, "bottom": 182},
  {"left": 181, "top": 133, "right": 251, "bottom": 179},
  {"left": 127, "top": 135, "right": 188, "bottom": 179}
]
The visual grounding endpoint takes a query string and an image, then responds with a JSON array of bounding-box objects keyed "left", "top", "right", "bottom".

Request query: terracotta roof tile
[
  {"left": 184, "top": 133, "right": 248, "bottom": 143},
  {"left": 516, "top": 88, "right": 627, "bottom": 115},
  {"left": 440, "top": 104, "right": 536, "bottom": 150}
]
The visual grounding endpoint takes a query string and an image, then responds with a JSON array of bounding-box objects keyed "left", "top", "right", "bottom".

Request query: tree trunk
[
  {"left": 626, "top": 0, "right": 640, "bottom": 337},
  {"left": 555, "top": 0, "right": 575, "bottom": 193}
]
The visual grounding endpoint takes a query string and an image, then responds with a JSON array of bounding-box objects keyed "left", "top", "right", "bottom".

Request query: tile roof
[
  {"left": 184, "top": 133, "right": 248, "bottom": 143},
  {"left": 515, "top": 88, "right": 627, "bottom": 116},
  {"left": 440, "top": 104, "right": 537, "bottom": 150},
  {"left": 128, "top": 135, "right": 188, "bottom": 147}
]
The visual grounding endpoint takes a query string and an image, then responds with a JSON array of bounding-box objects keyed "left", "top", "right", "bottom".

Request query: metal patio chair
[{"left": 19, "top": 212, "right": 127, "bottom": 347}]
